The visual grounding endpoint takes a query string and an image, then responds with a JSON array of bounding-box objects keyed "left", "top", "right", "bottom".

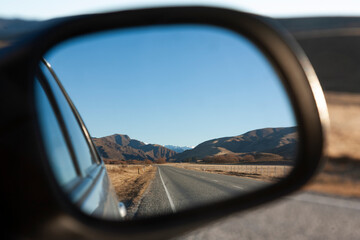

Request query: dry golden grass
[
  {"left": 105, "top": 164, "right": 156, "bottom": 216},
  {"left": 304, "top": 156, "right": 360, "bottom": 198},
  {"left": 324, "top": 91, "right": 360, "bottom": 160},
  {"left": 199, "top": 169, "right": 278, "bottom": 182},
  {"left": 302, "top": 91, "right": 360, "bottom": 198},
  {"left": 304, "top": 173, "right": 360, "bottom": 197},
  {"left": 168, "top": 163, "right": 292, "bottom": 182}
]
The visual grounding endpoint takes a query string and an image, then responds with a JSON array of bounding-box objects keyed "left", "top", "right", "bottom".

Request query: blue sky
[
  {"left": 2, "top": 0, "right": 360, "bottom": 20},
  {"left": 45, "top": 24, "right": 296, "bottom": 147}
]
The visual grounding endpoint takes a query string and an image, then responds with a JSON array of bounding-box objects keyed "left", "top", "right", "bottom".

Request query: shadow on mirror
[{"left": 35, "top": 24, "right": 298, "bottom": 221}]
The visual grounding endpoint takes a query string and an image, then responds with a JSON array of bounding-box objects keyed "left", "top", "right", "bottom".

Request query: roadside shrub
[{"left": 155, "top": 158, "right": 166, "bottom": 164}]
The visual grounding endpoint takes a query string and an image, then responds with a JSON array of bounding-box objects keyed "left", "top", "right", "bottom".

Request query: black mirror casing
[{"left": 0, "top": 6, "right": 329, "bottom": 240}]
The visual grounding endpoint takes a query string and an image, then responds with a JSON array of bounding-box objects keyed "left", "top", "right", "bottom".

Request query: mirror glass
[{"left": 37, "top": 24, "right": 298, "bottom": 220}]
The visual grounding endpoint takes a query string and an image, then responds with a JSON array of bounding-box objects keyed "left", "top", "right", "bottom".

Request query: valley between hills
[{"left": 93, "top": 126, "right": 297, "bottom": 166}]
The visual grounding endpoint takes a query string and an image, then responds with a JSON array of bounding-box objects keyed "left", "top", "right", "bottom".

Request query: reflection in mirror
[{"left": 38, "top": 24, "right": 298, "bottom": 220}]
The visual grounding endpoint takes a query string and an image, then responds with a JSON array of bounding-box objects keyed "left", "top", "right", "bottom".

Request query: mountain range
[
  {"left": 93, "top": 127, "right": 297, "bottom": 164},
  {"left": 170, "top": 127, "right": 297, "bottom": 164},
  {"left": 92, "top": 134, "right": 176, "bottom": 163}
]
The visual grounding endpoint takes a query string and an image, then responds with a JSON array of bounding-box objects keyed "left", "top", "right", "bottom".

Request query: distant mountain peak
[{"left": 164, "top": 145, "right": 194, "bottom": 153}]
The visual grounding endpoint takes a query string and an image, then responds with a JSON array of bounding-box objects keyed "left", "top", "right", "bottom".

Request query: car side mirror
[{"left": 0, "top": 6, "right": 329, "bottom": 240}]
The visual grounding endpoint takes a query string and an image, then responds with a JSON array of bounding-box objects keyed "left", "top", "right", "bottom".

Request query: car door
[{"left": 35, "top": 59, "right": 122, "bottom": 219}]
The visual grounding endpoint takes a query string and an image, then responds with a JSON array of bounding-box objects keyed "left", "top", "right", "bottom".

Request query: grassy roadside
[
  {"left": 304, "top": 92, "right": 360, "bottom": 198},
  {"left": 304, "top": 157, "right": 360, "bottom": 198},
  {"left": 105, "top": 164, "right": 156, "bottom": 217},
  {"left": 194, "top": 169, "right": 279, "bottom": 182},
  {"left": 167, "top": 163, "right": 291, "bottom": 182}
]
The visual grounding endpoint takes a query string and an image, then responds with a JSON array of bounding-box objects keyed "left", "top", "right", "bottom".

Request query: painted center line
[
  {"left": 158, "top": 168, "right": 176, "bottom": 213},
  {"left": 232, "top": 185, "right": 244, "bottom": 189}
]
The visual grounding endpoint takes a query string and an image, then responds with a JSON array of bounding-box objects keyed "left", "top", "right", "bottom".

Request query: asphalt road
[
  {"left": 175, "top": 192, "right": 360, "bottom": 240},
  {"left": 135, "top": 166, "right": 360, "bottom": 239},
  {"left": 135, "top": 165, "right": 268, "bottom": 218}
]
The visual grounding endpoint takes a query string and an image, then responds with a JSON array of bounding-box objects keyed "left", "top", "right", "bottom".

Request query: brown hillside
[
  {"left": 93, "top": 134, "right": 176, "bottom": 162},
  {"left": 171, "top": 127, "right": 297, "bottom": 164}
]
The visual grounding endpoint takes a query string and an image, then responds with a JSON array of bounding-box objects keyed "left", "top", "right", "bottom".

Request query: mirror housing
[{"left": 0, "top": 6, "right": 328, "bottom": 240}]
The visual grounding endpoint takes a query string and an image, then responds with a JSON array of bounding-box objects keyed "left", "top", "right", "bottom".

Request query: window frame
[{"left": 36, "top": 59, "right": 104, "bottom": 194}]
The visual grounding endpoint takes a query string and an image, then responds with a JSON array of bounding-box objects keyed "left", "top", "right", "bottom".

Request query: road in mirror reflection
[{"left": 42, "top": 24, "right": 297, "bottom": 220}]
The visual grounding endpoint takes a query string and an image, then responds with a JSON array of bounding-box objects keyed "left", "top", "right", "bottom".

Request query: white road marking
[
  {"left": 158, "top": 168, "right": 176, "bottom": 213},
  {"left": 232, "top": 185, "right": 244, "bottom": 189},
  {"left": 212, "top": 180, "right": 219, "bottom": 182}
]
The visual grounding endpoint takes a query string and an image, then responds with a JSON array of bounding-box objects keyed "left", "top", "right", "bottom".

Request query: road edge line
[{"left": 158, "top": 167, "right": 176, "bottom": 213}]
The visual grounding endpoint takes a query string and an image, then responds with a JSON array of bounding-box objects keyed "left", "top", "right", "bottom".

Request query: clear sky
[
  {"left": 1, "top": 0, "right": 360, "bottom": 20},
  {"left": 45, "top": 24, "right": 296, "bottom": 147}
]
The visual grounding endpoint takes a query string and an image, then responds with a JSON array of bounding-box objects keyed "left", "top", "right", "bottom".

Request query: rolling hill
[{"left": 170, "top": 127, "right": 298, "bottom": 165}]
